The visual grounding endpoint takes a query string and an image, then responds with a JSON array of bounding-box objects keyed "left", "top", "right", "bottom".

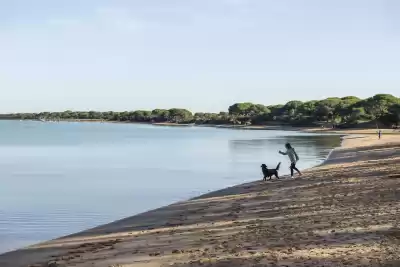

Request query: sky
[{"left": 0, "top": 0, "right": 399, "bottom": 113}]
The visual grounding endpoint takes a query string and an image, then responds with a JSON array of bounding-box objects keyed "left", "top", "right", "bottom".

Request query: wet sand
[{"left": 0, "top": 135, "right": 399, "bottom": 267}]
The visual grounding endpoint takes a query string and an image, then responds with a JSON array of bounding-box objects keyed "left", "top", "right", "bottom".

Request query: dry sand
[{"left": 0, "top": 135, "right": 399, "bottom": 267}]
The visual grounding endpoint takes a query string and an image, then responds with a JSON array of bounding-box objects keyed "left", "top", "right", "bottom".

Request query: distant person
[
  {"left": 378, "top": 129, "right": 382, "bottom": 139},
  {"left": 279, "top": 143, "right": 302, "bottom": 178}
]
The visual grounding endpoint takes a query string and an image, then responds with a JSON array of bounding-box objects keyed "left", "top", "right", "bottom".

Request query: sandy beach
[{"left": 0, "top": 134, "right": 399, "bottom": 267}]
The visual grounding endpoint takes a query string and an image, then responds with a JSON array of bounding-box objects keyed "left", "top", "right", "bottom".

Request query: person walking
[
  {"left": 378, "top": 129, "right": 382, "bottom": 139},
  {"left": 279, "top": 143, "right": 302, "bottom": 178}
]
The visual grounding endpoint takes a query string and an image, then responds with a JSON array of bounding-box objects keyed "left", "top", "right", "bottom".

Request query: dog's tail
[{"left": 276, "top": 162, "right": 281, "bottom": 170}]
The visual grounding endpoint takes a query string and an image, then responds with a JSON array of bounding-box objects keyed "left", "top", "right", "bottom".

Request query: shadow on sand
[{"left": 0, "top": 143, "right": 399, "bottom": 267}]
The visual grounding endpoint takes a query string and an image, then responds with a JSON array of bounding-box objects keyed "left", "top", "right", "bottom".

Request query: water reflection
[{"left": 228, "top": 134, "right": 341, "bottom": 166}]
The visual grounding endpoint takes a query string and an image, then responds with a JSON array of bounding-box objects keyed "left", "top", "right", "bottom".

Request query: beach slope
[{"left": 0, "top": 135, "right": 399, "bottom": 267}]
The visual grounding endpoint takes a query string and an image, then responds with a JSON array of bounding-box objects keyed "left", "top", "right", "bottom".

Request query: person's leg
[
  {"left": 292, "top": 163, "right": 302, "bottom": 175},
  {"left": 290, "top": 163, "right": 295, "bottom": 177}
]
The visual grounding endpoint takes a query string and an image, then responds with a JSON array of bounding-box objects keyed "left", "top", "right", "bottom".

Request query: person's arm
[{"left": 279, "top": 150, "right": 287, "bottom": 155}]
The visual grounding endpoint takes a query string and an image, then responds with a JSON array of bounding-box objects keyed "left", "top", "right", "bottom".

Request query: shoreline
[
  {"left": 0, "top": 135, "right": 400, "bottom": 266},
  {"left": 9, "top": 119, "right": 400, "bottom": 135},
  {"left": 0, "top": 134, "right": 340, "bottom": 254}
]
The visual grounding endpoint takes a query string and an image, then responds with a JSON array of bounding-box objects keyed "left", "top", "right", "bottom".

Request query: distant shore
[
  {"left": 0, "top": 132, "right": 399, "bottom": 266},
  {"left": 7, "top": 118, "right": 400, "bottom": 135}
]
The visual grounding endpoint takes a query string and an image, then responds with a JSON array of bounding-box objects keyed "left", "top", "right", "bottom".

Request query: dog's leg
[{"left": 275, "top": 173, "right": 280, "bottom": 179}]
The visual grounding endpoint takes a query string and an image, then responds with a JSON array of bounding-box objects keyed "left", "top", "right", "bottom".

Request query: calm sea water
[{"left": 0, "top": 121, "right": 340, "bottom": 253}]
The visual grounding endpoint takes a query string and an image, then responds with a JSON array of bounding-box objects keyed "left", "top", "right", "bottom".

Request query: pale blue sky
[{"left": 0, "top": 0, "right": 399, "bottom": 113}]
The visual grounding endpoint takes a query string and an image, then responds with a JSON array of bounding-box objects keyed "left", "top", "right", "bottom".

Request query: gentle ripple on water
[{"left": 0, "top": 121, "right": 341, "bottom": 253}]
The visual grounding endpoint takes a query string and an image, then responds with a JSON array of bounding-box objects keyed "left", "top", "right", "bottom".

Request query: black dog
[{"left": 261, "top": 162, "right": 281, "bottom": 181}]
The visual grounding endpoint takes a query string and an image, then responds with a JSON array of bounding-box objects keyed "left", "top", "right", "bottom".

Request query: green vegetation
[{"left": 1, "top": 94, "right": 399, "bottom": 128}]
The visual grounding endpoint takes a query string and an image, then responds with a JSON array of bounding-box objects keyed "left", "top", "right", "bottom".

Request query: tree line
[{"left": 1, "top": 94, "right": 400, "bottom": 128}]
